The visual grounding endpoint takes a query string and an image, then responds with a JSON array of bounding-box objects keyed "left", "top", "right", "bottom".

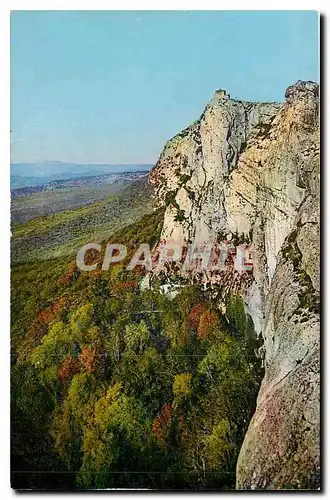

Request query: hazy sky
[{"left": 11, "top": 10, "right": 319, "bottom": 164}]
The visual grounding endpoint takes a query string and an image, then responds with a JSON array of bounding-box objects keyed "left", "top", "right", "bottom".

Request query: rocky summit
[{"left": 149, "top": 81, "right": 320, "bottom": 489}]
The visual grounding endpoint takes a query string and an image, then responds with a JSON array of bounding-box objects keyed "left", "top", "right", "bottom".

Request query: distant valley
[
  {"left": 11, "top": 164, "right": 155, "bottom": 263},
  {"left": 11, "top": 161, "right": 152, "bottom": 189}
]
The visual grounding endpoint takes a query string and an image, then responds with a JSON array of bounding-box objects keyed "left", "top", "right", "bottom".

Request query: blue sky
[{"left": 11, "top": 10, "right": 319, "bottom": 164}]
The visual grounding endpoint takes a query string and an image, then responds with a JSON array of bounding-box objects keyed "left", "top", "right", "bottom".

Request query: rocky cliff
[{"left": 149, "top": 81, "right": 320, "bottom": 489}]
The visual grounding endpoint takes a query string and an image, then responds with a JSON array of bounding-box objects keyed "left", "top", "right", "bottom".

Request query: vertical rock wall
[{"left": 149, "top": 81, "right": 320, "bottom": 489}]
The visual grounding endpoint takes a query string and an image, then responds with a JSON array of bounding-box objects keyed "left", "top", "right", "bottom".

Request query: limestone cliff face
[{"left": 149, "top": 81, "right": 320, "bottom": 489}]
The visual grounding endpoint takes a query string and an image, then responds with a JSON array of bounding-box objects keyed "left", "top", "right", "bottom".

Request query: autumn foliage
[
  {"left": 79, "top": 347, "right": 98, "bottom": 374},
  {"left": 12, "top": 213, "right": 262, "bottom": 491},
  {"left": 17, "top": 296, "right": 69, "bottom": 362},
  {"left": 188, "top": 303, "right": 207, "bottom": 329},
  {"left": 197, "top": 310, "right": 219, "bottom": 340},
  {"left": 58, "top": 355, "right": 79, "bottom": 384},
  {"left": 57, "top": 261, "right": 78, "bottom": 286},
  {"left": 153, "top": 403, "right": 173, "bottom": 443}
]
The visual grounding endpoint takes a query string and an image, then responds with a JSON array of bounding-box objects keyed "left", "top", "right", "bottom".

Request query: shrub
[{"left": 173, "top": 373, "right": 192, "bottom": 398}]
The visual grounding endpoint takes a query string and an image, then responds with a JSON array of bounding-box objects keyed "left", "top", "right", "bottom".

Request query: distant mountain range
[{"left": 11, "top": 161, "right": 153, "bottom": 189}]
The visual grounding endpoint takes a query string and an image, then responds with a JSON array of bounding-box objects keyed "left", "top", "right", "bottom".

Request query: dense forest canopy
[{"left": 11, "top": 209, "right": 263, "bottom": 490}]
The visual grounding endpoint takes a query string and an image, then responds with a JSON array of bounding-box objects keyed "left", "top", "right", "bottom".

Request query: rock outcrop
[{"left": 149, "top": 81, "right": 320, "bottom": 489}]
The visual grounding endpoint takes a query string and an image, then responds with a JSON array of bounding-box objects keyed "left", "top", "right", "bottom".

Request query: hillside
[
  {"left": 12, "top": 202, "right": 264, "bottom": 489},
  {"left": 11, "top": 177, "right": 155, "bottom": 263}
]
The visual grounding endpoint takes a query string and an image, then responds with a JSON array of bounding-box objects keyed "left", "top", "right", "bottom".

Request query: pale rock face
[
  {"left": 237, "top": 189, "right": 320, "bottom": 489},
  {"left": 150, "top": 96, "right": 282, "bottom": 246},
  {"left": 149, "top": 81, "right": 320, "bottom": 489}
]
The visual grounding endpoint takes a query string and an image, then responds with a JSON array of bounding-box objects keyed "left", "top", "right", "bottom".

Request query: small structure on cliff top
[{"left": 215, "top": 89, "right": 230, "bottom": 99}]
